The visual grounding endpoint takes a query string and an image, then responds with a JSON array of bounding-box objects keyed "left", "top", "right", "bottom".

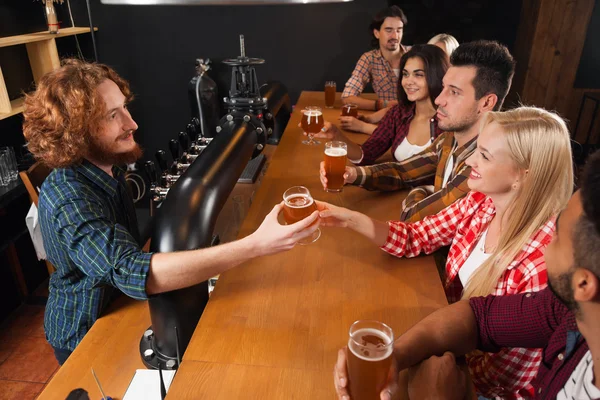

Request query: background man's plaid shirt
[
  {"left": 342, "top": 48, "right": 402, "bottom": 101},
  {"left": 380, "top": 191, "right": 555, "bottom": 399},
  {"left": 356, "top": 103, "right": 442, "bottom": 165},
  {"left": 352, "top": 132, "right": 477, "bottom": 223},
  {"left": 39, "top": 160, "right": 152, "bottom": 352}
]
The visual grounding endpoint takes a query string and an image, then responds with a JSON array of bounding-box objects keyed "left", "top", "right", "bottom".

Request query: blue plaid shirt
[{"left": 39, "top": 160, "right": 152, "bottom": 351}]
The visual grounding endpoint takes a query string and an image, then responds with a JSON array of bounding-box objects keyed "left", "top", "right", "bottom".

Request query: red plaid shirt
[
  {"left": 358, "top": 104, "right": 443, "bottom": 165},
  {"left": 380, "top": 191, "right": 555, "bottom": 399},
  {"left": 342, "top": 48, "right": 407, "bottom": 101},
  {"left": 470, "top": 288, "right": 591, "bottom": 400}
]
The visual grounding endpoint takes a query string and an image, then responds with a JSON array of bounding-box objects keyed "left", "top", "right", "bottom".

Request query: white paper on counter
[{"left": 123, "top": 369, "right": 176, "bottom": 400}]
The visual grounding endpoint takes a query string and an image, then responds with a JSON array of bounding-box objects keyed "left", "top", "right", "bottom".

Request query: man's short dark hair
[
  {"left": 449, "top": 40, "right": 516, "bottom": 111},
  {"left": 369, "top": 6, "right": 408, "bottom": 48},
  {"left": 574, "top": 151, "right": 600, "bottom": 279}
]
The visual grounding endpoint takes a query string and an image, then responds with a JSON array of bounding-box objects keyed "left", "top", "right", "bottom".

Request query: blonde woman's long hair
[
  {"left": 461, "top": 106, "right": 573, "bottom": 299},
  {"left": 428, "top": 33, "right": 460, "bottom": 56}
]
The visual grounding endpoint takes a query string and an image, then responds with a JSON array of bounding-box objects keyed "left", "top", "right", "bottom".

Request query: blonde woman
[
  {"left": 318, "top": 107, "right": 573, "bottom": 399},
  {"left": 428, "top": 33, "right": 459, "bottom": 56}
]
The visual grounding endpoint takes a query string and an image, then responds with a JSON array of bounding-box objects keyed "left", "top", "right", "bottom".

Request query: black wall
[
  {"left": 1, "top": 0, "right": 523, "bottom": 161},
  {"left": 575, "top": 0, "right": 600, "bottom": 89}
]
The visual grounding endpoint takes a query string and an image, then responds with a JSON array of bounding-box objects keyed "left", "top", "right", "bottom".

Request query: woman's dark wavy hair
[
  {"left": 397, "top": 44, "right": 449, "bottom": 108},
  {"left": 22, "top": 58, "right": 133, "bottom": 169},
  {"left": 369, "top": 5, "right": 407, "bottom": 48}
]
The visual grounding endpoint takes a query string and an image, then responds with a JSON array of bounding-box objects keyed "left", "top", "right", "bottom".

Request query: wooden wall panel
[{"left": 517, "top": 0, "right": 595, "bottom": 126}]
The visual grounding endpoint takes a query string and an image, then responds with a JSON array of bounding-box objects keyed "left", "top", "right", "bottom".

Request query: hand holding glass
[
  {"left": 323, "top": 141, "right": 348, "bottom": 192},
  {"left": 301, "top": 106, "right": 324, "bottom": 146},
  {"left": 282, "top": 186, "right": 321, "bottom": 244},
  {"left": 346, "top": 320, "right": 394, "bottom": 400}
]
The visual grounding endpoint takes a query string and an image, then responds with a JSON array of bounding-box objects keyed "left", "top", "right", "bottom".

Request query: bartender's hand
[
  {"left": 299, "top": 121, "right": 341, "bottom": 140},
  {"left": 319, "top": 161, "right": 357, "bottom": 190},
  {"left": 333, "top": 347, "right": 399, "bottom": 400},
  {"left": 339, "top": 116, "right": 369, "bottom": 133},
  {"left": 407, "top": 352, "right": 467, "bottom": 400},
  {"left": 250, "top": 202, "right": 320, "bottom": 255}
]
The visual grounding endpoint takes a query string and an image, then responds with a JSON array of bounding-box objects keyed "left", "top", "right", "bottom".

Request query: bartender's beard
[{"left": 87, "top": 131, "right": 143, "bottom": 166}]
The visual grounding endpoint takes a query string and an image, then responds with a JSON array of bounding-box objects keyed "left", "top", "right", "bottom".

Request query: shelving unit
[{"left": 0, "top": 27, "right": 98, "bottom": 121}]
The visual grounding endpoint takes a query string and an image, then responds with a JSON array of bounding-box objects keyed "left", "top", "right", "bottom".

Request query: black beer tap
[
  {"left": 144, "top": 160, "right": 159, "bottom": 185},
  {"left": 179, "top": 131, "right": 190, "bottom": 153},
  {"left": 169, "top": 140, "right": 182, "bottom": 175}
]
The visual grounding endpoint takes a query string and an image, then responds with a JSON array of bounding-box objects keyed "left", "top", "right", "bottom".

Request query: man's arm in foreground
[{"left": 146, "top": 203, "right": 319, "bottom": 294}]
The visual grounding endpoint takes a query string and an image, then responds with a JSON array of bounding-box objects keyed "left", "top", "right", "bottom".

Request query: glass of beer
[
  {"left": 324, "top": 141, "right": 347, "bottom": 192},
  {"left": 324, "top": 81, "right": 336, "bottom": 108},
  {"left": 347, "top": 320, "right": 394, "bottom": 400},
  {"left": 341, "top": 103, "right": 358, "bottom": 118},
  {"left": 282, "top": 186, "right": 321, "bottom": 244},
  {"left": 300, "top": 106, "right": 324, "bottom": 146}
]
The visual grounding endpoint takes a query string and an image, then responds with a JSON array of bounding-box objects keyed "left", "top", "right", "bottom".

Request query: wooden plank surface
[
  {"left": 36, "top": 296, "right": 149, "bottom": 400},
  {"left": 38, "top": 91, "right": 449, "bottom": 400},
  {"left": 26, "top": 39, "right": 61, "bottom": 84},
  {"left": 177, "top": 92, "right": 448, "bottom": 397},
  {"left": 0, "top": 27, "right": 97, "bottom": 48}
]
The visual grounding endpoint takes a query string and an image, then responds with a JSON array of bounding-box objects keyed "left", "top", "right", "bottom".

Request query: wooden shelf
[
  {"left": 0, "top": 27, "right": 98, "bottom": 48},
  {"left": 0, "top": 98, "right": 25, "bottom": 121},
  {"left": 0, "top": 26, "right": 98, "bottom": 121}
]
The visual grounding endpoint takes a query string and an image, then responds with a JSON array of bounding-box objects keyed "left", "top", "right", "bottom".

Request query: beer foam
[
  {"left": 304, "top": 110, "right": 323, "bottom": 117},
  {"left": 325, "top": 148, "right": 347, "bottom": 157},
  {"left": 284, "top": 194, "right": 314, "bottom": 208},
  {"left": 348, "top": 328, "right": 393, "bottom": 362}
]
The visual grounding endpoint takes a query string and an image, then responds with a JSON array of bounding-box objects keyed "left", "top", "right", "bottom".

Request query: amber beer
[
  {"left": 324, "top": 141, "right": 348, "bottom": 192},
  {"left": 341, "top": 103, "right": 358, "bottom": 118},
  {"left": 282, "top": 186, "right": 321, "bottom": 244},
  {"left": 324, "top": 81, "right": 336, "bottom": 108},
  {"left": 282, "top": 194, "right": 318, "bottom": 224},
  {"left": 347, "top": 320, "right": 394, "bottom": 400},
  {"left": 301, "top": 106, "right": 324, "bottom": 146}
]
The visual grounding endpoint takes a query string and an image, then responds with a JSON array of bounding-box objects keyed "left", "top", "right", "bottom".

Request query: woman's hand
[{"left": 315, "top": 201, "right": 355, "bottom": 228}]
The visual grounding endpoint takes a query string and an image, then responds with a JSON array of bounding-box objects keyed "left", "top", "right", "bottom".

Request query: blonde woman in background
[
  {"left": 429, "top": 33, "right": 460, "bottom": 56},
  {"left": 317, "top": 106, "right": 573, "bottom": 399}
]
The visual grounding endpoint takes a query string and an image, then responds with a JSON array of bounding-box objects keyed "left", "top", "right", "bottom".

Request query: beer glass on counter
[
  {"left": 324, "top": 81, "right": 336, "bottom": 108},
  {"left": 301, "top": 106, "right": 324, "bottom": 146},
  {"left": 282, "top": 186, "right": 321, "bottom": 244},
  {"left": 341, "top": 103, "right": 358, "bottom": 118},
  {"left": 323, "top": 141, "right": 348, "bottom": 192},
  {"left": 347, "top": 320, "right": 394, "bottom": 400}
]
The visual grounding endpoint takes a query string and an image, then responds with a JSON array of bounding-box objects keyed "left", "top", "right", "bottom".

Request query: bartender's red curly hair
[{"left": 22, "top": 59, "right": 133, "bottom": 168}]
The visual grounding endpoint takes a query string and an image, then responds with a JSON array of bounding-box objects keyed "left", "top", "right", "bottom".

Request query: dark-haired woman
[{"left": 316, "top": 44, "right": 449, "bottom": 165}]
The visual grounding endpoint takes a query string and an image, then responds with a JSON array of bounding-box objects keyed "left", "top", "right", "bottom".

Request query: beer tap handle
[
  {"left": 169, "top": 139, "right": 180, "bottom": 161},
  {"left": 191, "top": 118, "right": 201, "bottom": 138},
  {"left": 179, "top": 131, "right": 190, "bottom": 152},
  {"left": 144, "top": 161, "right": 158, "bottom": 184},
  {"left": 155, "top": 150, "right": 168, "bottom": 173}
]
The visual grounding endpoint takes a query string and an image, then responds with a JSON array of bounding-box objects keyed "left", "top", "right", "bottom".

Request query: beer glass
[
  {"left": 347, "top": 320, "right": 394, "bottom": 400},
  {"left": 282, "top": 186, "right": 320, "bottom": 244},
  {"left": 341, "top": 103, "right": 358, "bottom": 118},
  {"left": 324, "top": 81, "right": 336, "bottom": 108},
  {"left": 323, "top": 141, "right": 347, "bottom": 192},
  {"left": 300, "top": 106, "right": 324, "bottom": 146}
]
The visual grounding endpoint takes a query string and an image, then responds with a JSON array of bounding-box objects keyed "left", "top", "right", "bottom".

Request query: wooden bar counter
[
  {"left": 169, "top": 92, "right": 449, "bottom": 398},
  {"left": 38, "top": 92, "right": 449, "bottom": 399}
]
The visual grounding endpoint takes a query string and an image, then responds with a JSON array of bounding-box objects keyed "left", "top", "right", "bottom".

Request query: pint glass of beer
[
  {"left": 324, "top": 141, "right": 348, "bottom": 192},
  {"left": 301, "top": 106, "right": 324, "bottom": 146},
  {"left": 282, "top": 186, "right": 321, "bottom": 244},
  {"left": 341, "top": 103, "right": 358, "bottom": 118},
  {"left": 347, "top": 320, "right": 394, "bottom": 400},
  {"left": 324, "top": 81, "right": 336, "bottom": 108}
]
